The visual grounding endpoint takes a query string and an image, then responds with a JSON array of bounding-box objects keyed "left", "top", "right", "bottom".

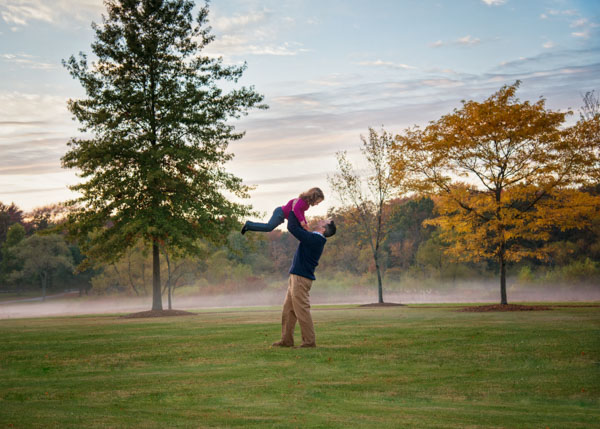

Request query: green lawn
[{"left": 1, "top": 304, "right": 598, "bottom": 428}]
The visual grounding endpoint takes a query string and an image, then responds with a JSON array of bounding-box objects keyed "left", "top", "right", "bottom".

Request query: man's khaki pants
[{"left": 280, "top": 274, "right": 315, "bottom": 346}]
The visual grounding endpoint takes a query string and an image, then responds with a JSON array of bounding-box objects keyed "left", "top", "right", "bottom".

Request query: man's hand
[{"left": 301, "top": 221, "right": 309, "bottom": 230}]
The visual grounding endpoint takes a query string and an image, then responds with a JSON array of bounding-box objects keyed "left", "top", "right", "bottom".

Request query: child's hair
[{"left": 299, "top": 187, "right": 324, "bottom": 205}]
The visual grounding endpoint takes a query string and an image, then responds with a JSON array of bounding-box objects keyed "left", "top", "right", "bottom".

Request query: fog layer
[{"left": 1, "top": 281, "right": 598, "bottom": 319}]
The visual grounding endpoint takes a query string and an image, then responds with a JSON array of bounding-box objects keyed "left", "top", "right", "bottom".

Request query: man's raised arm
[{"left": 287, "top": 212, "right": 313, "bottom": 242}]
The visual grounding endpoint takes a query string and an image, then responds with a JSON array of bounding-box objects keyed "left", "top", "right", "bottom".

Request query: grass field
[{"left": 1, "top": 304, "right": 599, "bottom": 428}]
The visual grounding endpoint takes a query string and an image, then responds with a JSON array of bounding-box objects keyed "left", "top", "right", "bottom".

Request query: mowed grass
[{"left": 0, "top": 305, "right": 599, "bottom": 428}]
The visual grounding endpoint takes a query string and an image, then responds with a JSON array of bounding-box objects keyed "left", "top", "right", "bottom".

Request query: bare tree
[
  {"left": 161, "top": 247, "right": 197, "bottom": 310},
  {"left": 328, "top": 128, "right": 398, "bottom": 304},
  {"left": 581, "top": 90, "right": 600, "bottom": 120}
]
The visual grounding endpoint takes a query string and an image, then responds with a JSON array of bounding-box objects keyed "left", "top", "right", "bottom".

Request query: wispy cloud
[
  {"left": 210, "top": 10, "right": 268, "bottom": 32},
  {"left": 421, "top": 79, "right": 464, "bottom": 88},
  {"left": 357, "top": 60, "right": 417, "bottom": 70},
  {"left": 481, "top": 0, "right": 506, "bottom": 6},
  {"left": 208, "top": 37, "right": 307, "bottom": 56},
  {"left": 206, "top": 8, "right": 306, "bottom": 57},
  {"left": 497, "top": 46, "right": 600, "bottom": 70},
  {"left": 0, "top": 91, "right": 74, "bottom": 177},
  {"left": 430, "top": 35, "right": 481, "bottom": 48},
  {"left": 571, "top": 31, "right": 588, "bottom": 38},
  {"left": 245, "top": 172, "right": 327, "bottom": 186},
  {"left": 1, "top": 53, "right": 56, "bottom": 70},
  {"left": 568, "top": 17, "right": 598, "bottom": 39},
  {"left": 571, "top": 18, "right": 588, "bottom": 28},
  {"left": 0, "top": 186, "right": 67, "bottom": 194},
  {"left": 457, "top": 35, "right": 481, "bottom": 46},
  {"left": 0, "top": 0, "right": 102, "bottom": 27},
  {"left": 542, "top": 41, "right": 555, "bottom": 49}
]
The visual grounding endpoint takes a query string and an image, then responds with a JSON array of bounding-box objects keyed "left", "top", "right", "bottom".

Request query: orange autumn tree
[{"left": 391, "top": 82, "right": 599, "bottom": 305}]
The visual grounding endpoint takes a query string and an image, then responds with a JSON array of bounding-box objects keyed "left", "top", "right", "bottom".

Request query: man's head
[{"left": 314, "top": 219, "right": 336, "bottom": 238}]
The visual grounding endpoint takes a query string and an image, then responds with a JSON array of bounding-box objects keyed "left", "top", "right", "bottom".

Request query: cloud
[
  {"left": 210, "top": 10, "right": 268, "bottom": 32},
  {"left": 0, "top": 0, "right": 103, "bottom": 27},
  {"left": 430, "top": 35, "right": 481, "bottom": 48},
  {"left": 245, "top": 172, "right": 328, "bottom": 186},
  {"left": 206, "top": 8, "right": 306, "bottom": 57},
  {"left": 0, "top": 186, "right": 67, "bottom": 194},
  {"left": 0, "top": 162, "right": 63, "bottom": 176},
  {"left": 0, "top": 120, "right": 46, "bottom": 126},
  {"left": 497, "top": 46, "right": 600, "bottom": 71},
  {"left": 0, "top": 92, "right": 75, "bottom": 177},
  {"left": 357, "top": 60, "right": 417, "bottom": 70},
  {"left": 208, "top": 37, "right": 307, "bottom": 56},
  {"left": 571, "top": 18, "right": 588, "bottom": 28},
  {"left": 457, "top": 35, "right": 481, "bottom": 46},
  {"left": 1, "top": 53, "right": 56, "bottom": 70},
  {"left": 571, "top": 31, "right": 589, "bottom": 38},
  {"left": 547, "top": 9, "right": 578, "bottom": 17},
  {"left": 542, "top": 41, "right": 555, "bottom": 49},
  {"left": 481, "top": 0, "right": 506, "bottom": 5},
  {"left": 421, "top": 79, "right": 465, "bottom": 88},
  {"left": 567, "top": 17, "right": 598, "bottom": 39},
  {"left": 0, "top": 137, "right": 68, "bottom": 175}
]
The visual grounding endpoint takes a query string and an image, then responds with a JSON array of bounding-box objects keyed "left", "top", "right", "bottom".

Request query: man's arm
[
  {"left": 292, "top": 198, "right": 308, "bottom": 225},
  {"left": 287, "top": 212, "right": 314, "bottom": 243}
]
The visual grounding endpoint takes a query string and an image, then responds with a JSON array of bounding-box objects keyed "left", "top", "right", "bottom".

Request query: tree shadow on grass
[{"left": 120, "top": 309, "right": 196, "bottom": 319}]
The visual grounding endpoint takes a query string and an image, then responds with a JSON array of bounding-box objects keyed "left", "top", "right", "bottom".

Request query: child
[{"left": 241, "top": 187, "right": 324, "bottom": 234}]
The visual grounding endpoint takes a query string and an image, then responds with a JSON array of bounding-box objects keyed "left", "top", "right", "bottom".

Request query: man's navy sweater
[{"left": 287, "top": 212, "right": 326, "bottom": 281}]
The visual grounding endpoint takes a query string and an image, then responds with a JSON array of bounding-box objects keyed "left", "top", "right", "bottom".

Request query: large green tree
[
  {"left": 62, "top": 0, "right": 266, "bottom": 310},
  {"left": 14, "top": 234, "right": 74, "bottom": 301}
]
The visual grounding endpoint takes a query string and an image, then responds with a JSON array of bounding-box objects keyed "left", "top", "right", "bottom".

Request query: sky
[{"left": 0, "top": 0, "right": 599, "bottom": 220}]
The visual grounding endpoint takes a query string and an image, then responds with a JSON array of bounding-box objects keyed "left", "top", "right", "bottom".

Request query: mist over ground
[{"left": 1, "top": 280, "right": 598, "bottom": 319}]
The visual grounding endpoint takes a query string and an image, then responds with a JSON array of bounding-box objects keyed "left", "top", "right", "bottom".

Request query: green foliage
[
  {"left": 13, "top": 234, "right": 74, "bottom": 299},
  {"left": 0, "top": 223, "right": 26, "bottom": 286},
  {"left": 61, "top": 0, "right": 266, "bottom": 309},
  {"left": 385, "top": 197, "right": 434, "bottom": 269},
  {"left": 0, "top": 202, "right": 23, "bottom": 247},
  {"left": 546, "top": 258, "right": 600, "bottom": 283},
  {"left": 4, "top": 222, "right": 25, "bottom": 248}
]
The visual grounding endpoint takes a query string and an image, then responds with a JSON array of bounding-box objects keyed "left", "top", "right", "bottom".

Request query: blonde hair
[{"left": 299, "top": 187, "right": 324, "bottom": 205}]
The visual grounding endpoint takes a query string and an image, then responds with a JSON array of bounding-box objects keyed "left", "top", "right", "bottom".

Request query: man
[{"left": 272, "top": 212, "right": 336, "bottom": 348}]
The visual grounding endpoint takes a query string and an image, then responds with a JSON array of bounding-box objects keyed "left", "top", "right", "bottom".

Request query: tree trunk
[
  {"left": 500, "top": 247, "right": 508, "bottom": 305},
  {"left": 168, "top": 281, "right": 172, "bottom": 310},
  {"left": 152, "top": 241, "right": 162, "bottom": 311},
  {"left": 41, "top": 271, "right": 47, "bottom": 302},
  {"left": 496, "top": 190, "right": 508, "bottom": 306},
  {"left": 375, "top": 254, "right": 384, "bottom": 304}
]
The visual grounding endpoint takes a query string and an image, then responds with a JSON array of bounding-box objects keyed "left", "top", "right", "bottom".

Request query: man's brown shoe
[{"left": 271, "top": 340, "right": 293, "bottom": 347}]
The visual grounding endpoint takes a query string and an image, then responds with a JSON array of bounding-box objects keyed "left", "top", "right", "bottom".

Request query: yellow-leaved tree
[{"left": 391, "top": 82, "right": 600, "bottom": 305}]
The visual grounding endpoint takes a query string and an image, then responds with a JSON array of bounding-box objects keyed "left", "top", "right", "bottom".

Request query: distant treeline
[{"left": 1, "top": 193, "right": 599, "bottom": 299}]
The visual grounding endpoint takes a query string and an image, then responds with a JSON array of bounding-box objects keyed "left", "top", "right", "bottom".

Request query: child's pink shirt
[{"left": 281, "top": 198, "right": 309, "bottom": 224}]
